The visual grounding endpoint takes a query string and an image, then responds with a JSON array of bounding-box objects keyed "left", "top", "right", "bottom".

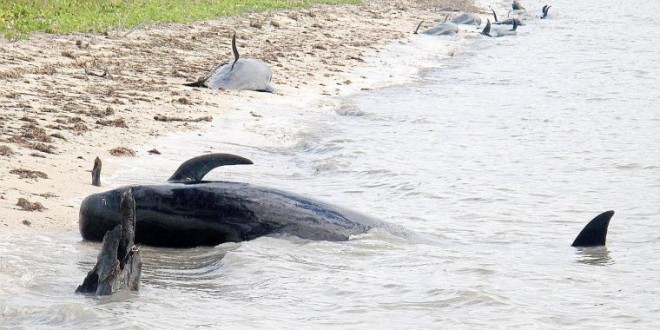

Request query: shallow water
[{"left": 2, "top": 0, "right": 660, "bottom": 328}]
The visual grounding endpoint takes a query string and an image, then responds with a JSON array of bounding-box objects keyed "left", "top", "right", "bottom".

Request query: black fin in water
[
  {"left": 571, "top": 210, "right": 614, "bottom": 247},
  {"left": 481, "top": 19, "right": 492, "bottom": 37},
  {"left": 492, "top": 9, "right": 499, "bottom": 22},
  {"left": 230, "top": 34, "right": 239, "bottom": 71},
  {"left": 168, "top": 153, "right": 253, "bottom": 183},
  {"left": 541, "top": 5, "right": 551, "bottom": 19}
]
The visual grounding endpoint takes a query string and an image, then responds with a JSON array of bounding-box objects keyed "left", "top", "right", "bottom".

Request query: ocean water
[{"left": 2, "top": 0, "right": 659, "bottom": 328}]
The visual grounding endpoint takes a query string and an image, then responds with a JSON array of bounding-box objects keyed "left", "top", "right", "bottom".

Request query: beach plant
[{"left": 0, "top": 0, "right": 361, "bottom": 39}]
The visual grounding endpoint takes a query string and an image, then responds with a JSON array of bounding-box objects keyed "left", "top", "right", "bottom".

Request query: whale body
[
  {"left": 79, "top": 154, "right": 403, "bottom": 247},
  {"left": 184, "top": 35, "right": 275, "bottom": 93}
]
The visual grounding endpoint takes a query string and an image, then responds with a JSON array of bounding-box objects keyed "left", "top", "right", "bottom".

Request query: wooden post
[
  {"left": 92, "top": 157, "right": 102, "bottom": 187},
  {"left": 76, "top": 188, "right": 142, "bottom": 295}
]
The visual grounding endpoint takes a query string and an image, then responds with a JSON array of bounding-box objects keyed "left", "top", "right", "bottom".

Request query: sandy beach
[{"left": 0, "top": 0, "right": 479, "bottom": 234}]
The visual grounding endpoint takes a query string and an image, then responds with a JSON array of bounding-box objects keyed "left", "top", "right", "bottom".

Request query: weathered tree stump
[
  {"left": 76, "top": 188, "right": 142, "bottom": 295},
  {"left": 91, "top": 156, "right": 102, "bottom": 187}
]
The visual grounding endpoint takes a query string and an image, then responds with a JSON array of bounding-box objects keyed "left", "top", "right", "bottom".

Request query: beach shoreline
[{"left": 0, "top": 0, "right": 480, "bottom": 234}]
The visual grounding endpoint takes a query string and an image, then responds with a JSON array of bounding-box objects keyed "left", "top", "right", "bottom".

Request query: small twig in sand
[{"left": 84, "top": 67, "right": 111, "bottom": 79}]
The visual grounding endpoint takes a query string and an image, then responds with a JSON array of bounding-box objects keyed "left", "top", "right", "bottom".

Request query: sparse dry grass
[
  {"left": 10, "top": 168, "right": 49, "bottom": 180},
  {"left": 110, "top": 147, "right": 136, "bottom": 156}
]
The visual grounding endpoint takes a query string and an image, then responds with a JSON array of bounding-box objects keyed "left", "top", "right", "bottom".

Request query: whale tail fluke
[
  {"left": 168, "top": 153, "right": 253, "bottom": 183},
  {"left": 541, "top": 5, "right": 551, "bottom": 19},
  {"left": 481, "top": 19, "right": 492, "bottom": 37},
  {"left": 572, "top": 210, "right": 614, "bottom": 247}
]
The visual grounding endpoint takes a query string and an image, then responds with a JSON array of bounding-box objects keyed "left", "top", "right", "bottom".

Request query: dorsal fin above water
[
  {"left": 571, "top": 210, "right": 614, "bottom": 247},
  {"left": 167, "top": 153, "right": 253, "bottom": 183},
  {"left": 481, "top": 19, "right": 492, "bottom": 37},
  {"left": 541, "top": 5, "right": 551, "bottom": 19}
]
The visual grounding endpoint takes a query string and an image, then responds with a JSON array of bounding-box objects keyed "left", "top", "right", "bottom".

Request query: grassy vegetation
[{"left": 0, "top": 0, "right": 361, "bottom": 39}]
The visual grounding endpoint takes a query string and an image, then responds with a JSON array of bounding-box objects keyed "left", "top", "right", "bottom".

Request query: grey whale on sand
[{"left": 184, "top": 35, "right": 275, "bottom": 93}]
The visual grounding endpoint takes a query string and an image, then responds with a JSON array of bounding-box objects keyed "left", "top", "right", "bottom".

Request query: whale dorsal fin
[
  {"left": 230, "top": 34, "right": 239, "bottom": 71},
  {"left": 168, "top": 153, "right": 253, "bottom": 183},
  {"left": 571, "top": 210, "right": 614, "bottom": 247},
  {"left": 414, "top": 21, "right": 424, "bottom": 34},
  {"left": 492, "top": 9, "right": 498, "bottom": 22},
  {"left": 481, "top": 19, "right": 492, "bottom": 37}
]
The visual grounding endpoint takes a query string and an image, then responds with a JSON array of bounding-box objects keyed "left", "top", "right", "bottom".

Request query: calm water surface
[{"left": 2, "top": 0, "right": 659, "bottom": 328}]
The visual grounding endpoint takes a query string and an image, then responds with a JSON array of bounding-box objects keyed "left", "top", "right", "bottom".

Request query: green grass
[{"left": 0, "top": 0, "right": 361, "bottom": 39}]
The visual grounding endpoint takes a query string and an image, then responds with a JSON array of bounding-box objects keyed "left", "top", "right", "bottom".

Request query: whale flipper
[
  {"left": 167, "top": 153, "right": 253, "bottom": 183},
  {"left": 571, "top": 210, "right": 614, "bottom": 247}
]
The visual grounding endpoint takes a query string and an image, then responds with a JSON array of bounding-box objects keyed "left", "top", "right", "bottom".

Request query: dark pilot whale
[
  {"left": 572, "top": 210, "right": 614, "bottom": 247},
  {"left": 79, "top": 153, "right": 405, "bottom": 247}
]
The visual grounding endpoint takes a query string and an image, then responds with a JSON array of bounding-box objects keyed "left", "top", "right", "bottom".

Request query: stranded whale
[
  {"left": 413, "top": 16, "right": 459, "bottom": 36},
  {"left": 79, "top": 153, "right": 407, "bottom": 247},
  {"left": 481, "top": 18, "right": 520, "bottom": 37},
  {"left": 451, "top": 12, "right": 482, "bottom": 26},
  {"left": 184, "top": 35, "right": 275, "bottom": 93}
]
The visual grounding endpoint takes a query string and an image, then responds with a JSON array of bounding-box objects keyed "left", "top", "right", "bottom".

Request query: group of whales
[
  {"left": 81, "top": 2, "right": 616, "bottom": 250},
  {"left": 183, "top": 1, "right": 550, "bottom": 92},
  {"left": 80, "top": 154, "right": 614, "bottom": 249},
  {"left": 414, "top": 0, "right": 551, "bottom": 37}
]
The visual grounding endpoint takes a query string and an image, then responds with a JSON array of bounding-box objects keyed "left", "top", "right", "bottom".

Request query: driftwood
[
  {"left": 91, "top": 156, "right": 102, "bottom": 187},
  {"left": 76, "top": 188, "right": 142, "bottom": 295}
]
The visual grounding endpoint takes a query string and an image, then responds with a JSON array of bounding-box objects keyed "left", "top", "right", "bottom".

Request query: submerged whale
[
  {"left": 481, "top": 18, "right": 520, "bottom": 37},
  {"left": 572, "top": 210, "right": 614, "bottom": 247},
  {"left": 413, "top": 17, "right": 459, "bottom": 36},
  {"left": 79, "top": 154, "right": 405, "bottom": 247},
  {"left": 491, "top": 9, "right": 525, "bottom": 26},
  {"left": 451, "top": 12, "right": 482, "bottom": 26},
  {"left": 184, "top": 35, "right": 275, "bottom": 93}
]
